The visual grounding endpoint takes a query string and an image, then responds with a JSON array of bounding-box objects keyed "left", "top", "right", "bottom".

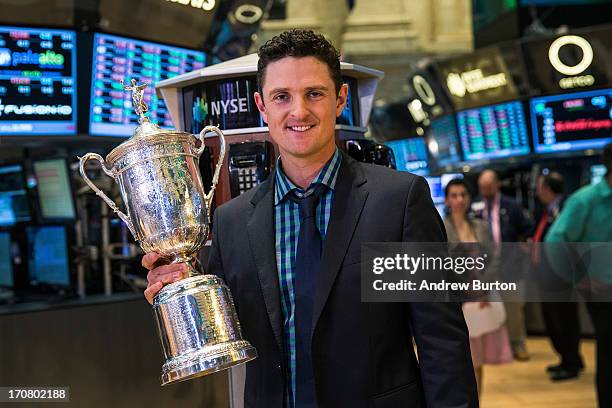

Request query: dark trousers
[
  {"left": 541, "top": 302, "right": 583, "bottom": 370},
  {"left": 587, "top": 302, "right": 612, "bottom": 408}
]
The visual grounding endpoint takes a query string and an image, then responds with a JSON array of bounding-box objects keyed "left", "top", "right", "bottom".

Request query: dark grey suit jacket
[{"left": 207, "top": 152, "right": 478, "bottom": 408}]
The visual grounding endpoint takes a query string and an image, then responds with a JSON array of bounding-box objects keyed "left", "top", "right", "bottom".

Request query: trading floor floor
[{"left": 481, "top": 337, "right": 596, "bottom": 407}]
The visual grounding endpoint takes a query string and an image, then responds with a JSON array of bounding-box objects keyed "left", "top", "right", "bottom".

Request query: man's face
[
  {"left": 254, "top": 56, "right": 347, "bottom": 162},
  {"left": 478, "top": 173, "right": 499, "bottom": 200}
]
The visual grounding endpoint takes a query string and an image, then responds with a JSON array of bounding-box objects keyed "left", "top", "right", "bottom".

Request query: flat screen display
[
  {"left": 369, "top": 101, "right": 419, "bottom": 142},
  {"left": 337, "top": 77, "right": 360, "bottom": 127},
  {"left": 0, "top": 231, "right": 13, "bottom": 287},
  {"left": 425, "top": 173, "right": 464, "bottom": 217},
  {"left": 530, "top": 88, "right": 612, "bottom": 154},
  {"left": 385, "top": 137, "right": 429, "bottom": 175},
  {"left": 441, "top": 173, "right": 464, "bottom": 189},
  {"left": 26, "top": 225, "right": 70, "bottom": 287},
  {"left": 426, "top": 115, "right": 462, "bottom": 168},
  {"left": 33, "top": 158, "right": 76, "bottom": 220},
  {"left": 0, "top": 164, "right": 31, "bottom": 226},
  {"left": 457, "top": 100, "right": 530, "bottom": 161},
  {"left": 0, "top": 26, "right": 76, "bottom": 135},
  {"left": 183, "top": 76, "right": 263, "bottom": 133},
  {"left": 89, "top": 33, "right": 205, "bottom": 137}
]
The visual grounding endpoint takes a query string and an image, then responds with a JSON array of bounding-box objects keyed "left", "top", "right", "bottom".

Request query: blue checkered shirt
[{"left": 274, "top": 148, "right": 342, "bottom": 408}]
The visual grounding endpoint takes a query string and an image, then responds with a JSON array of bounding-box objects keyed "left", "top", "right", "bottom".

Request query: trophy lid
[{"left": 106, "top": 79, "right": 196, "bottom": 167}]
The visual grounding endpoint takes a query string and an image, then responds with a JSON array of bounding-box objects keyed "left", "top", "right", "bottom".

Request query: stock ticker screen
[
  {"left": 0, "top": 164, "right": 31, "bottom": 226},
  {"left": 89, "top": 33, "right": 205, "bottom": 137},
  {"left": 456, "top": 101, "right": 530, "bottom": 161},
  {"left": 426, "top": 114, "right": 462, "bottom": 168},
  {"left": 385, "top": 137, "right": 430, "bottom": 175},
  {"left": 0, "top": 26, "right": 76, "bottom": 135},
  {"left": 530, "top": 88, "right": 612, "bottom": 154}
]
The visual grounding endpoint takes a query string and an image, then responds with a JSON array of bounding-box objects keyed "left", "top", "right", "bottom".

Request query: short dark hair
[
  {"left": 256, "top": 29, "right": 342, "bottom": 97},
  {"left": 445, "top": 178, "right": 471, "bottom": 198},
  {"left": 604, "top": 143, "right": 612, "bottom": 174},
  {"left": 541, "top": 172, "right": 564, "bottom": 195}
]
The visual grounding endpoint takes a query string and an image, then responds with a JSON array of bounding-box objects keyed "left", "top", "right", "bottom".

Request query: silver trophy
[{"left": 79, "top": 79, "right": 257, "bottom": 385}]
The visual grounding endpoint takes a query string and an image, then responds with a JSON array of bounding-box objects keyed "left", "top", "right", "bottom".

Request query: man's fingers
[
  {"left": 144, "top": 281, "right": 163, "bottom": 305},
  {"left": 142, "top": 252, "right": 161, "bottom": 270},
  {"left": 146, "top": 263, "right": 188, "bottom": 285}
]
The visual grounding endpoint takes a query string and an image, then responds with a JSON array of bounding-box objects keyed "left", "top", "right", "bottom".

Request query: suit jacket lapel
[
  {"left": 312, "top": 154, "right": 368, "bottom": 334},
  {"left": 247, "top": 174, "right": 285, "bottom": 357}
]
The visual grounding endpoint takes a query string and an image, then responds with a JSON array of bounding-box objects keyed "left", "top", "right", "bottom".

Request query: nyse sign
[
  {"left": 210, "top": 97, "right": 248, "bottom": 116},
  {"left": 187, "top": 76, "right": 263, "bottom": 132},
  {"left": 548, "top": 35, "right": 595, "bottom": 90}
]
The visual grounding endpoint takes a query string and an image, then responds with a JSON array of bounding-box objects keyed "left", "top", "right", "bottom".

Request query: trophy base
[{"left": 161, "top": 341, "right": 257, "bottom": 386}]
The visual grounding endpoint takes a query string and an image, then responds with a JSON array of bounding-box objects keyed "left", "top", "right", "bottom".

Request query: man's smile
[{"left": 287, "top": 124, "right": 315, "bottom": 132}]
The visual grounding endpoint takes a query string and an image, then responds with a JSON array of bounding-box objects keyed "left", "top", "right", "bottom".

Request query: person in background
[
  {"left": 533, "top": 172, "right": 584, "bottom": 381},
  {"left": 476, "top": 169, "right": 532, "bottom": 361},
  {"left": 444, "top": 178, "right": 513, "bottom": 395},
  {"left": 545, "top": 143, "right": 612, "bottom": 407}
]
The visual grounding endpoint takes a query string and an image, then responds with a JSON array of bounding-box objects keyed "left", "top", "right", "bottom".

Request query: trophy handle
[
  {"left": 78, "top": 153, "right": 138, "bottom": 239},
  {"left": 197, "top": 126, "right": 226, "bottom": 225}
]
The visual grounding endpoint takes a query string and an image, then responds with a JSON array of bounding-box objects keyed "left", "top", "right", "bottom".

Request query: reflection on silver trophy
[{"left": 78, "top": 79, "right": 257, "bottom": 385}]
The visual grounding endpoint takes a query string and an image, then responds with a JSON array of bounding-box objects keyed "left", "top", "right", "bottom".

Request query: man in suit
[
  {"left": 143, "top": 29, "right": 477, "bottom": 408},
  {"left": 533, "top": 172, "right": 584, "bottom": 381},
  {"left": 476, "top": 170, "right": 531, "bottom": 361}
]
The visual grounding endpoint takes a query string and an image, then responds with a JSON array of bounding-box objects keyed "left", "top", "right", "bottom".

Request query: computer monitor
[
  {"left": 0, "top": 26, "right": 77, "bottom": 135},
  {"left": 530, "top": 88, "right": 612, "bottom": 154},
  {"left": 337, "top": 77, "right": 360, "bottom": 127},
  {"left": 89, "top": 32, "right": 206, "bottom": 137},
  {"left": 425, "top": 176, "right": 444, "bottom": 202},
  {"left": 32, "top": 158, "right": 76, "bottom": 221},
  {"left": 456, "top": 100, "right": 530, "bottom": 161},
  {"left": 441, "top": 173, "right": 464, "bottom": 189},
  {"left": 590, "top": 164, "right": 607, "bottom": 185},
  {"left": 26, "top": 225, "right": 70, "bottom": 287},
  {"left": 0, "top": 231, "right": 13, "bottom": 288},
  {"left": 0, "top": 164, "right": 31, "bottom": 226},
  {"left": 426, "top": 115, "right": 462, "bottom": 168},
  {"left": 385, "top": 137, "right": 429, "bottom": 175}
]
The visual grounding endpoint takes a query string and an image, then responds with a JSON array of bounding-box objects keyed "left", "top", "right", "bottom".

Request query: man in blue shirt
[{"left": 143, "top": 29, "right": 477, "bottom": 408}]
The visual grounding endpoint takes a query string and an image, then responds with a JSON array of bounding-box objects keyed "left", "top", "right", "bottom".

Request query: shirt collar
[
  {"left": 596, "top": 179, "right": 612, "bottom": 198},
  {"left": 275, "top": 148, "right": 342, "bottom": 205}
]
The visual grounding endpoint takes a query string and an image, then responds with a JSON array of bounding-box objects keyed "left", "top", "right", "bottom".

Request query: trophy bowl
[{"left": 78, "top": 80, "right": 256, "bottom": 385}]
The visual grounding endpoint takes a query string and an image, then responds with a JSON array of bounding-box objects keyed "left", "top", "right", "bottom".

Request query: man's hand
[{"left": 143, "top": 252, "right": 189, "bottom": 304}]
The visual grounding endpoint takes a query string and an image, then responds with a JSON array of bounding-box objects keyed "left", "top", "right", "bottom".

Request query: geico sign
[
  {"left": 548, "top": 35, "right": 596, "bottom": 89},
  {"left": 548, "top": 35, "right": 593, "bottom": 76},
  {"left": 166, "top": 0, "right": 215, "bottom": 11},
  {"left": 446, "top": 69, "right": 507, "bottom": 98}
]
